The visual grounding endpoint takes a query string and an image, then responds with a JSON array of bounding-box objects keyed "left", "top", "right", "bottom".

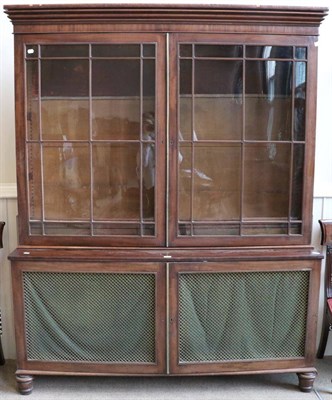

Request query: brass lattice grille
[
  {"left": 23, "top": 271, "right": 156, "bottom": 363},
  {"left": 178, "top": 270, "right": 309, "bottom": 363}
]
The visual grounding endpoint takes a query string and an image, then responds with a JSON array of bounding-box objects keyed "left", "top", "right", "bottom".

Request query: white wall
[{"left": 0, "top": 0, "right": 331, "bottom": 360}]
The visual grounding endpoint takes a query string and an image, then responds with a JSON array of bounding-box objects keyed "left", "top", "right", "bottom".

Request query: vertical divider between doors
[
  {"left": 166, "top": 262, "right": 170, "bottom": 374},
  {"left": 166, "top": 33, "right": 170, "bottom": 247}
]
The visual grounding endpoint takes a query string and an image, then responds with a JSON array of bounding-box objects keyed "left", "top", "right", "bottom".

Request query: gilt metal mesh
[
  {"left": 23, "top": 271, "right": 156, "bottom": 363},
  {"left": 178, "top": 270, "right": 309, "bottom": 363}
]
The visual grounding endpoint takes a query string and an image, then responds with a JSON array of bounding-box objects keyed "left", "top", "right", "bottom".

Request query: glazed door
[
  {"left": 21, "top": 33, "right": 166, "bottom": 246},
  {"left": 168, "top": 34, "right": 315, "bottom": 247}
]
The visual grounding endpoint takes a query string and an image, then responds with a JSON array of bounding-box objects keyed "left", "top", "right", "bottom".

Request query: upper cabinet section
[{"left": 4, "top": 4, "right": 327, "bottom": 247}]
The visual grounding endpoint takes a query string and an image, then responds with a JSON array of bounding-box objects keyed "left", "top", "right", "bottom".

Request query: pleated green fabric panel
[
  {"left": 178, "top": 270, "right": 309, "bottom": 363},
  {"left": 23, "top": 271, "right": 156, "bottom": 363}
]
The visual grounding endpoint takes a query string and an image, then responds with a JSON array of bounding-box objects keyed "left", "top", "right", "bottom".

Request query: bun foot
[
  {"left": 297, "top": 371, "right": 317, "bottom": 392},
  {"left": 16, "top": 375, "right": 33, "bottom": 395}
]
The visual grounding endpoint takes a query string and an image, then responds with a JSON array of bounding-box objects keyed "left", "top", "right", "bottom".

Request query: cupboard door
[
  {"left": 22, "top": 34, "right": 166, "bottom": 246},
  {"left": 12, "top": 261, "right": 166, "bottom": 374},
  {"left": 169, "top": 35, "right": 315, "bottom": 247},
  {"left": 169, "top": 261, "right": 320, "bottom": 374}
]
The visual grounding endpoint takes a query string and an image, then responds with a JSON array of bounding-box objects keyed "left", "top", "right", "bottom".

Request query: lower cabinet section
[{"left": 10, "top": 252, "right": 321, "bottom": 394}]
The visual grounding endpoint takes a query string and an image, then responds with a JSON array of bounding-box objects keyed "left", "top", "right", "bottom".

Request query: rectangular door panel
[
  {"left": 12, "top": 261, "right": 166, "bottom": 374},
  {"left": 169, "top": 260, "right": 320, "bottom": 374}
]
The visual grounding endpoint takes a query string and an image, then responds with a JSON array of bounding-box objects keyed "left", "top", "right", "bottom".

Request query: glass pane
[
  {"left": 193, "top": 223, "right": 240, "bottom": 236},
  {"left": 27, "top": 144, "right": 42, "bottom": 221},
  {"left": 143, "top": 44, "right": 155, "bottom": 58},
  {"left": 295, "top": 47, "right": 307, "bottom": 60},
  {"left": 92, "top": 59, "right": 140, "bottom": 96},
  {"left": 92, "top": 44, "right": 140, "bottom": 58},
  {"left": 41, "top": 60, "right": 89, "bottom": 97},
  {"left": 195, "top": 45, "right": 243, "bottom": 58},
  {"left": 92, "top": 59, "right": 140, "bottom": 140},
  {"left": 41, "top": 99, "right": 89, "bottom": 140},
  {"left": 291, "top": 144, "right": 304, "bottom": 220},
  {"left": 30, "top": 222, "right": 42, "bottom": 235},
  {"left": 142, "top": 224, "right": 155, "bottom": 236},
  {"left": 194, "top": 60, "right": 242, "bottom": 140},
  {"left": 243, "top": 143, "right": 291, "bottom": 219},
  {"left": 193, "top": 144, "right": 241, "bottom": 221},
  {"left": 290, "top": 223, "right": 302, "bottom": 235},
  {"left": 41, "top": 45, "right": 89, "bottom": 58},
  {"left": 179, "top": 44, "right": 192, "bottom": 58},
  {"left": 143, "top": 59, "right": 155, "bottom": 116},
  {"left": 294, "top": 62, "right": 306, "bottom": 141},
  {"left": 44, "top": 223, "right": 91, "bottom": 236},
  {"left": 93, "top": 223, "right": 141, "bottom": 236},
  {"left": 242, "top": 223, "right": 288, "bottom": 235},
  {"left": 142, "top": 141, "right": 155, "bottom": 220},
  {"left": 246, "top": 46, "right": 293, "bottom": 59},
  {"left": 93, "top": 143, "right": 140, "bottom": 220},
  {"left": 26, "top": 45, "right": 38, "bottom": 58},
  {"left": 26, "top": 60, "right": 39, "bottom": 141},
  {"left": 179, "top": 59, "right": 192, "bottom": 140},
  {"left": 178, "top": 144, "right": 192, "bottom": 222},
  {"left": 43, "top": 143, "right": 90, "bottom": 221},
  {"left": 92, "top": 99, "right": 140, "bottom": 140},
  {"left": 245, "top": 61, "right": 292, "bottom": 141}
]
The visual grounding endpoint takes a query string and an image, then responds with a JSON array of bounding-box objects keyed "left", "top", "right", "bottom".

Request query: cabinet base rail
[{"left": 15, "top": 368, "right": 317, "bottom": 395}]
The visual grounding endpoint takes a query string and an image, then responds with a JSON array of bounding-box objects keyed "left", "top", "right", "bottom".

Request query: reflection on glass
[
  {"left": 92, "top": 44, "right": 140, "bottom": 57},
  {"left": 27, "top": 144, "right": 42, "bottom": 221},
  {"left": 26, "top": 61, "right": 39, "bottom": 140},
  {"left": 245, "top": 60, "right": 292, "bottom": 141},
  {"left": 179, "top": 59, "right": 192, "bottom": 140},
  {"left": 194, "top": 60, "right": 242, "bottom": 140},
  {"left": 290, "top": 223, "right": 302, "bottom": 235},
  {"left": 42, "top": 100, "right": 89, "bottom": 140},
  {"left": 142, "top": 112, "right": 156, "bottom": 220},
  {"left": 142, "top": 224, "right": 155, "bottom": 236},
  {"left": 92, "top": 99, "right": 140, "bottom": 140},
  {"left": 295, "top": 47, "right": 307, "bottom": 60},
  {"left": 246, "top": 46, "right": 292, "bottom": 59},
  {"left": 41, "top": 60, "right": 89, "bottom": 97},
  {"left": 93, "top": 143, "right": 140, "bottom": 220},
  {"left": 41, "top": 45, "right": 89, "bottom": 58},
  {"left": 195, "top": 45, "right": 243, "bottom": 58},
  {"left": 178, "top": 144, "right": 192, "bottom": 221},
  {"left": 243, "top": 144, "right": 291, "bottom": 219},
  {"left": 242, "top": 223, "right": 288, "bottom": 235},
  {"left": 92, "top": 60, "right": 140, "bottom": 97},
  {"left": 43, "top": 144, "right": 90, "bottom": 221},
  {"left": 44, "top": 223, "right": 91, "bottom": 236},
  {"left": 143, "top": 59, "right": 155, "bottom": 117},
  {"left": 92, "top": 59, "right": 140, "bottom": 139},
  {"left": 294, "top": 62, "right": 306, "bottom": 141},
  {"left": 192, "top": 224, "right": 240, "bottom": 236},
  {"left": 179, "top": 44, "right": 192, "bottom": 57},
  {"left": 93, "top": 223, "right": 142, "bottom": 236},
  {"left": 291, "top": 144, "right": 304, "bottom": 220},
  {"left": 143, "top": 44, "right": 155, "bottom": 58},
  {"left": 192, "top": 144, "right": 241, "bottom": 221},
  {"left": 25, "top": 43, "right": 158, "bottom": 238},
  {"left": 26, "top": 45, "right": 38, "bottom": 58}
]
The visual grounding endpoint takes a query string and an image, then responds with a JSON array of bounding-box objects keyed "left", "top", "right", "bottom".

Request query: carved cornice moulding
[{"left": 4, "top": 4, "right": 328, "bottom": 36}]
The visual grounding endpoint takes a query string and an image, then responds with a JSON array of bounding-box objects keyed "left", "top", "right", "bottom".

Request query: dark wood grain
[{"left": 5, "top": 4, "right": 327, "bottom": 394}]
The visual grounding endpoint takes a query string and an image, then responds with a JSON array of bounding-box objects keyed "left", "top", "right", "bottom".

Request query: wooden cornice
[{"left": 4, "top": 4, "right": 328, "bottom": 28}]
